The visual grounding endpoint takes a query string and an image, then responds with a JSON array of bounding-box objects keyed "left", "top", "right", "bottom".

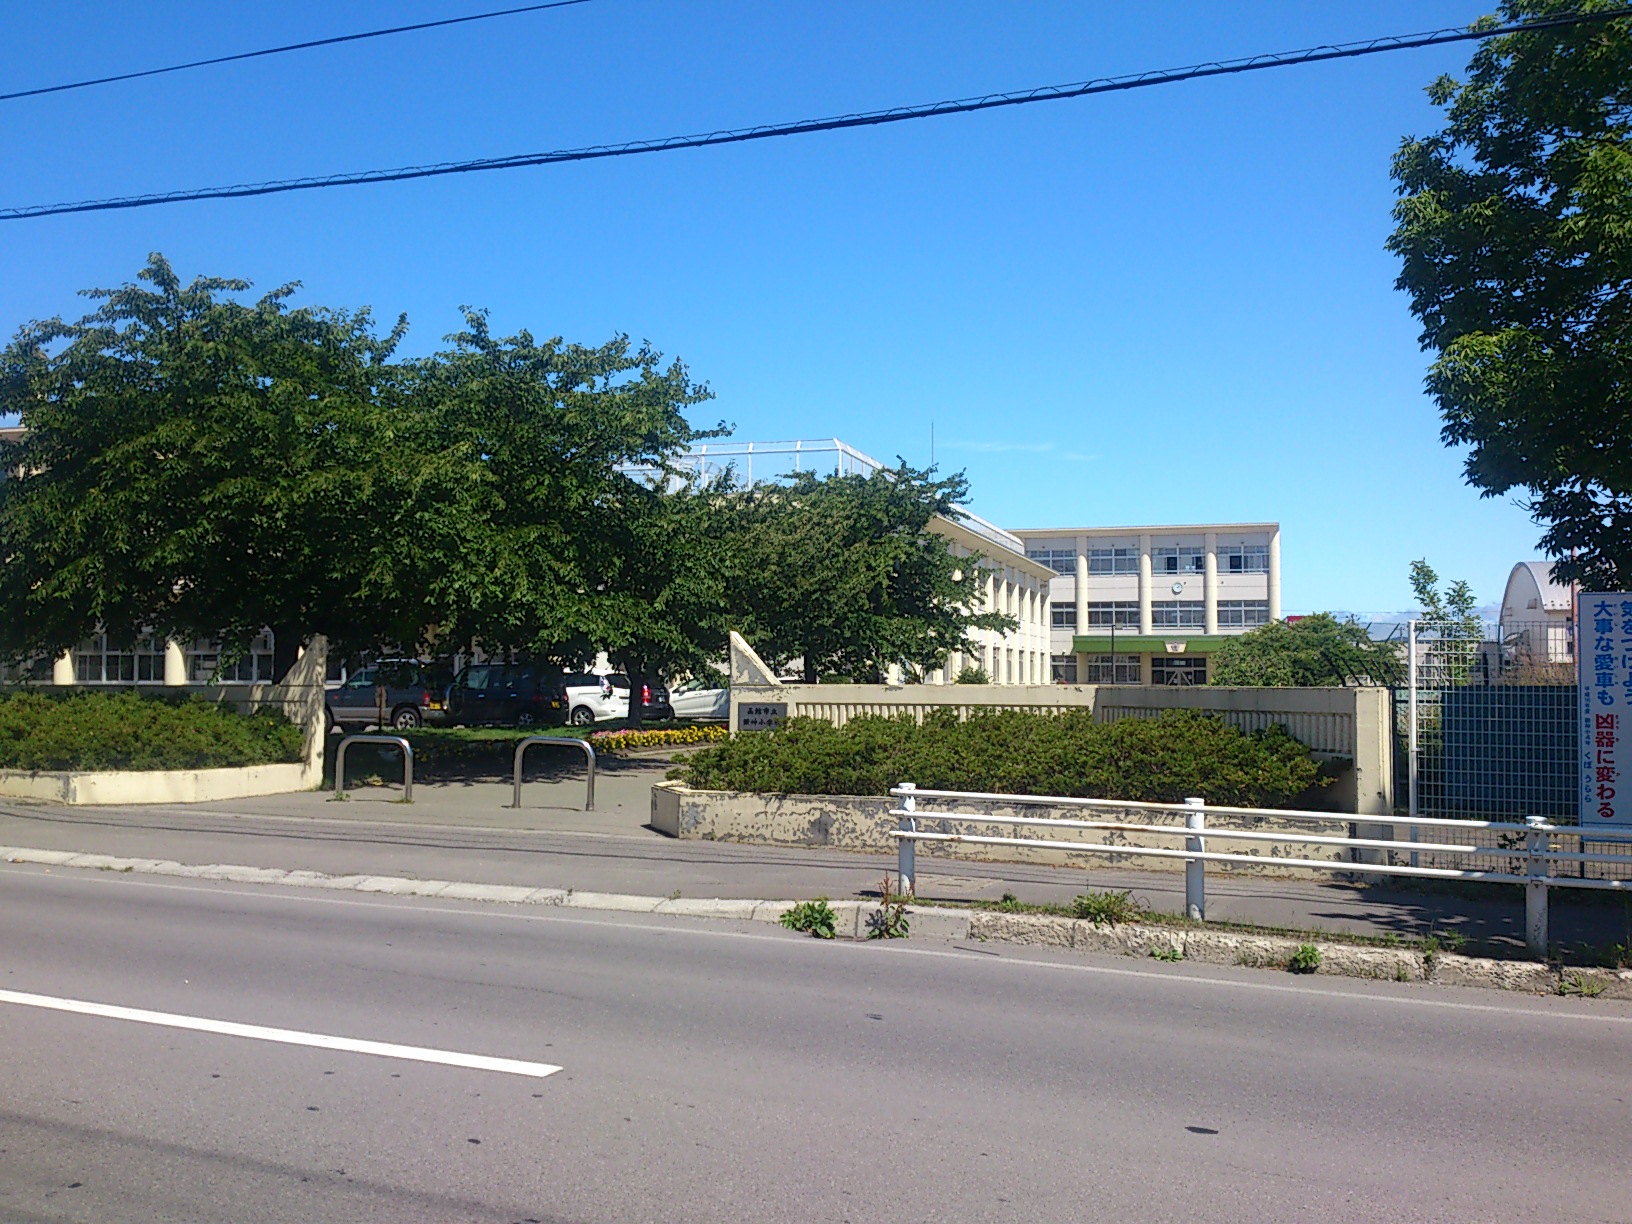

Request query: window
[
  {"left": 72, "top": 634, "right": 165, "bottom": 684},
  {"left": 1088, "top": 546, "right": 1139, "bottom": 575},
  {"left": 1220, "top": 544, "right": 1270, "bottom": 574},
  {"left": 1050, "top": 602, "right": 1077, "bottom": 629},
  {"left": 1050, "top": 654, "right": 1078, "bottom": 683},
  {"left": 1151, "top": 601, "right": 1205, "bottom": 628},
  {"left": 1153, "top": 546, "right": 1205, "bottom": 574},
  {"left": 1087, "top": 601, "right": 1139, "bottom": 628},
  {"left": 1083, "top": 654, "right": 1141, "bottom": 684},
  {"left": 1151, "top": 658, "right": 1207, "bottom": 686},
  {"left": 187, "top": 632, "right": 275, "bottom": 683},
  {"left": 1025, "top": 547, "right": 1077, "bottom": 574},
  {"left": 1217, "top": 600, "right": 1271, "bottom": 628}
]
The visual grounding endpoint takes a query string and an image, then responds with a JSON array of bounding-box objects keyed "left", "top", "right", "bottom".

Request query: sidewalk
[{"left": 1, "top": 776, "right": 1625, "bottom": 954}]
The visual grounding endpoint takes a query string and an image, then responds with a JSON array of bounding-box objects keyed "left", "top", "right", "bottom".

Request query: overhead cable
[
  {"left": 5, "top": 7, "right": 1628, "bottom": 221},
  {"left": 0, "top": 0, "right": 595, "bottom": 103}
]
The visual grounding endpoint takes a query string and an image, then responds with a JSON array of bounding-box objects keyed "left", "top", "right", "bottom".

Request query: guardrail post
[
  {"left": 898, "top": 782, "right": 917, "bottom": 897},
  {"left": 1184, "top": 797, "right": 1206, "bottom": 921},
  {"left": 1525, "top": 816, "right": 1548, "bottom": 959}
]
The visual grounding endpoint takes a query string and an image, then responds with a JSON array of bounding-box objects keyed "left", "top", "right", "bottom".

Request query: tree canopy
[
  {"left": 0, "top": 255, "right": 717, "bottom": 681},
  {"left": 1208, "top": 614, "right": 1403, "bottom": 687},
  {"left": 1388, "top": 1, "right": 1632, "bottom": 588},
  {"left": 729, "top": 464, "right": 1016, "bottom": 683}
]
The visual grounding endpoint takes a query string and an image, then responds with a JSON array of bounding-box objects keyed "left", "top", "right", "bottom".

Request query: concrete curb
[{"left": 6, "top": 843, "right": 1629, "bottom": 1001}]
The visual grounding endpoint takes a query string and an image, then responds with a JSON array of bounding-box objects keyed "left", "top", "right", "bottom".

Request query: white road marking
[
  {"left": 6, "top": 862, "right": 1632, "bottom": 1025},
  {"left": 0, "top": 988, "right": 563, "bottom": 1078}
]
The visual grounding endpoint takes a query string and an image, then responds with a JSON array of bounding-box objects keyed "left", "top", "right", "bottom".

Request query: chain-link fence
[{"left": 1388, "top": 618, "right": 1632, "bottom": 881}]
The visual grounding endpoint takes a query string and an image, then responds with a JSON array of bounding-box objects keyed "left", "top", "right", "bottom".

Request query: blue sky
[{"left": 1, "top": 1, "right": 1538, "bottom": 616}]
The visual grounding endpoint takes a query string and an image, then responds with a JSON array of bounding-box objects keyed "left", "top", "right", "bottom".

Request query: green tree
[
  {"left": 1388, "top": 1, "right": 1632, "bottom": 588},
  {"left": 584, "top": 476, "right": 734, "bottom": 727},
  {"left": 731, "top": 464, "right": 1015, "bottom": 683},
  {"left": 0, "top": 254, "right": 454, "bottom": 680},
  {"left": 1208, "top": 614, "right": 1404, "bottom": 687},
  {"left": 400, "top": 309, "right": 717, "bottom": 669},
  {"left": 1408, "top": 558, "right": 1486, "bottom": 681}
]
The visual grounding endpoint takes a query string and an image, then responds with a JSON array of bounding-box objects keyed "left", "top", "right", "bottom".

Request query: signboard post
[{"left": 1580, "top": 592, "right": 1632, "bottom": 831}]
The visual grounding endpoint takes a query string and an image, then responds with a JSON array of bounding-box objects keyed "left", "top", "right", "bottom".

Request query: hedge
[
  {"left": 0, "top": 690, "right": 303, "bottom": 772},
  {"left": 671, "top": 709, "right": 1327, "bottom": 807}
]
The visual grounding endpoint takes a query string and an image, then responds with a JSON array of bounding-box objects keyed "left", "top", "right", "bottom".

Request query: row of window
[
  {"left": 1027, "top": 545, "right": 1272, "bottom": 576},
  {"left": 1048, "top": 654, "right": 1209, "bottom": 685},
  {"left": 1050, "top": 601, "right": 1270, "bottom": 629},
  {"left": 65, "top": 633, "right": 278, "bottom": 684}
]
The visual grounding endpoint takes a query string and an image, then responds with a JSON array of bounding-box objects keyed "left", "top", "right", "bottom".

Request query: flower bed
[{"left": 589, "top": 725, "right": 729, "bottom": 754}]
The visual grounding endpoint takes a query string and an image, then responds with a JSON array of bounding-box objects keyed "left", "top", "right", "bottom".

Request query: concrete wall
[
  {"left": 0, "top": 762, "right": 314, "bottom": 805},
  {"left": 728, "top": 681, "right": 1392, "bottom": 814},
  {"left": 651, "top": 781, "right": 1365, "bottom": 878}
]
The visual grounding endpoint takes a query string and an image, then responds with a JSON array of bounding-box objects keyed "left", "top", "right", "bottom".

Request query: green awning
[{"left": 1070, "top": 635, "right": 1234, "bottom": 654}]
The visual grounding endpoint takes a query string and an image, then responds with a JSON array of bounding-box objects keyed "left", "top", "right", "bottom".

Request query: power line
[
  {"left": 5, "top": 7, "right": 1628, "bottom": 222},
  {"left": 0, "top": 0, "right": 595, "bottom": 104}
]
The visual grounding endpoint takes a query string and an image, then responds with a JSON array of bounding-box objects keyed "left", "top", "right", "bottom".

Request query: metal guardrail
[
  {"left": 890, "top": 783, "right": 1632, "bottom": 956},
  {"left": 334, "top": 734, "right": 413, "bottom": 802},
  {"left": 511, "top": 737, "right": 596, "bottom": 811}
]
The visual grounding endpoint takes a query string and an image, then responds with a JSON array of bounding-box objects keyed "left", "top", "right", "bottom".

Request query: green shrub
[
  {"left": 673, "top": 708, "right": 1325, "bottom": 806},
  {"left": 780, "top": 898, "right": 839, "bottom": 939},
  {"left": 1289, "top": 944, "right": 1322, "bottom": 974},
  {"left": 0, "top": 690, "right": 302, "bottom": 772},
  {"left": 1073, "top": 889, "right": 1142, "bottom": 926}
]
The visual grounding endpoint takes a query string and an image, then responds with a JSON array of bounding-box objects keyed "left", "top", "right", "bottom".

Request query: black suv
[{"left": 447, "top": 663, "right": 567, "bottom": 727}]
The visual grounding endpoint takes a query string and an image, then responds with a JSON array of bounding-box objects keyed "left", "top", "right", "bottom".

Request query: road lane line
[
  {"left": 7, "top": 863, "right": 1632, "bottom": 1025},
  {"left": 0, "top": 988, "right": 563, "bottom": 1078}
]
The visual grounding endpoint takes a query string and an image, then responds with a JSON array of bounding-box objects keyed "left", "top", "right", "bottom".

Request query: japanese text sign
[{"left": 1580, "top": 593, "right": 1632, "bottom": 829}]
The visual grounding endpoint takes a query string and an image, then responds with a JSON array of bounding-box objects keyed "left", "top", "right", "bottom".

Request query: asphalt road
[{"left": 2, "top": 863, "right": 1629, "bottom": 1224}]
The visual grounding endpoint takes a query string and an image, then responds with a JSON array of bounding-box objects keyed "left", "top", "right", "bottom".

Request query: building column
[
  {"left": 163, "top": 640, "right": 188, "bottom": 686},
  {"left": 1204, "top": 531, "right": 1219, "bottom": 634},
  {"left": 52, "top": 651, "right": 75, "bottom": 686},
  {"left": 1268, "top": 527, "right": 1282, "bottom": 621},
  {"left": 1138, "top": 533, "right": 1153, "bottom": 634}
]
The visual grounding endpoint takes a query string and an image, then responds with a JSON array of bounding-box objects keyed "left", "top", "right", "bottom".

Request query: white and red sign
[{"left": 1581, "top": 593, "right": 1632, "bottom": 829}]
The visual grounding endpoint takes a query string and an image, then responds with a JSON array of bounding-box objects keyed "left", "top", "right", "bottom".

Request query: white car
[
  {"left": 560, "top": 674, "right": 626, "bottom": 726},
  {"left": 670, "top": 676, "right": 729, "bottom": 721}
]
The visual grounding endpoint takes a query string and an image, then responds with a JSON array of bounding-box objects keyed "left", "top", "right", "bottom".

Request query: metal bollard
[
  {"left": 1184, "top": 796, "right": 1206, "bottom": 921},
  {"left": 510, "top": 737, "right": 596, "bottom": 811},
  {"left": 334, "top": 734, "right": 413, "bottom": 803},
  {"left": 897, "top": 781, "right": 917, "bottom": 897},
  {"left": 1525, "top": 816, "right": 1549, "bottom": 959}
]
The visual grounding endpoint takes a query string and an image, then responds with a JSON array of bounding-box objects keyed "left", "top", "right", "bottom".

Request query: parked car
[
  {"left": 670, "top": 676, "right": 729, "bottom": 721},
  {"left": 326, "top": 660, "right": 452, "bottom": 730},
  {"left": 607, "top": 674, "right": 674, "bottom": 722},
  {"left": 447, "top": 663, "right": 566, "bottom": 727},
  {"left": 560, "top": 673, "right": 624, "bottom": 726}
]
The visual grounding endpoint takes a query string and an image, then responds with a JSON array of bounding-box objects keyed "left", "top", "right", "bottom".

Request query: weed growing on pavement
[
  {"left": 1557, "top": 971, "right": 1608, "bottom": 998},
  {"left": 781, "top": 898, "right": 839, "bottom": 939},
  {"left": 1149, "top": 946, "right": 1184, "bottom": 962},
  {"left": 668, "top": 888, "right": 682, "bottom": 901},
  {"left": 1072, "top": 889, "right": 1142, "bottom": 926},
  {"left": 1288, "top": 944, "right": 1322, "bottom": 974},
  {"left": 996, "top": 891, "right": 1024, "bottom": 913},
  {"left": 867, "top": 874, "right": 911, "bottom": 940}
]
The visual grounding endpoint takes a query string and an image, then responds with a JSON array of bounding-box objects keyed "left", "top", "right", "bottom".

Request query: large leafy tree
[
  {"left": 586, "top": 476, "right": 734, "bottom": 726},
  {"left": 732, "top": 464, "right": 1015, "bottom": 683},
  {"left": 1208, "top": 614, "right": 1404, "bottom": 687},
  {"left": 1388, "top": 1, "right": 1632, "bottom": 588},
  {"left": 0, "top": 254, "right": 456, "bottom": 679},
  {"left": 401, "top": 310, "right": 716, "bottom": 669}
]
